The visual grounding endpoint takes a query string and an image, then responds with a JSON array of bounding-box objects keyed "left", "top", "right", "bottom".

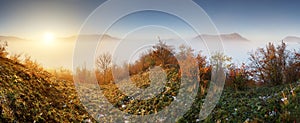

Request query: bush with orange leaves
[
  {"left": 0, "top": 41, "right": 8, "bottom": 58},
  {"left": 226, "top": 63, "right": 249, "bottom": 91}
]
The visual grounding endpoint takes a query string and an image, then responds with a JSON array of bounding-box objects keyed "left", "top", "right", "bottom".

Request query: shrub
[
  {"left": 226, "top": 63, "right": 249, "bottom": 91},
  {"left": 0, "top": 41, "right": 8, "bottom": 58},
  {"left": 249, "top": 41, "right": 300, "bottom": 85}
]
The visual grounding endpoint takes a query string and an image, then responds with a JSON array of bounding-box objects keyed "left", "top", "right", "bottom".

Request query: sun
[{"left": 43, "top": 32, "right": 55, "bottom": 43}]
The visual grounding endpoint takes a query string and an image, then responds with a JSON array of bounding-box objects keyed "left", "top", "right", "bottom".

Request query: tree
[
  {"left": 249, "top": 41, "right": 299, "bottom": 85},
  {"left": 96, "top": 52, "right": 112, "bottom": 72},
  {"left": 285, "top": 50, "right": 300, "bottom": 83},
  {"left": 227, "top": 63, "right": 249, "bottom": 91},
  {"left": 151, "top": 38, "right": 176, "bottom": 68},
  {"left": 196, "top": 52, "right": 211, "bottom": 95},
  {"left": 177, "top": 44, "right": 194, "bottom": 60},
  {"left": 210, "top": 52, "right": 232, "bottom": 70},
  {"left": 206, "top": 52, "right": 230, "bottom": 95},
  {"left": 128, "top": 39, "right": 177, "bottom": 75},
  {"left": 177, "top": 44, "right": 197, "bottom": 77},
  {"left": 96, "top": 52, "right": 112, "bottom": 84}
]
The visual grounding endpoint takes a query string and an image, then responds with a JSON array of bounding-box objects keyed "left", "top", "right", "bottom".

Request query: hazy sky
[
  {"left": 1, "top": 0, "right": 300, "bottom": 69},
  {"left": 196, "top": 0, "right": 300, "bottom": 41},
  {"left": 0, "top": 0, "right": 300, "bottom": 41},
  {"left": 0, "top": 0, "right": 105, "bottom": 39}
]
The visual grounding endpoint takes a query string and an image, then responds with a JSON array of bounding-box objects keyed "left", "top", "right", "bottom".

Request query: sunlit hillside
[{"left": 0, "top": 42, "right": 95, "bottom": 122}]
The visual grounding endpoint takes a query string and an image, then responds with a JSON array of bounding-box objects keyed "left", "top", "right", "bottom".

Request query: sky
[
  {"left": 105, "top": 11, "right": 197, "bottom": 40},
  {"left": 1, "top": 0, "right": 300, "bottom": 69},
  {"left": 0, "top": 0, "right": 300, "bottom": 41},
  {"left": 195, "top": 0, "right": 300, "bottom": 41},
  {"left": 0, "top": 0, "right": 105, "bottom": 39}
]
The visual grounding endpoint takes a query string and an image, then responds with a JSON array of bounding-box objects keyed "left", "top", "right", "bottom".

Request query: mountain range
[
  {"left": 1, "top": 33, "right": 300, "bottom": 43},
  {"left": 57, "top": 34, "right": 119, "bottom": 42},
  {"left": 194, "top": 33, "right": 249, "bottom": 41},
  {"left": 0, "top": 36, "right": 28, "bottom": 42},
  {"left": 0, "top": 34, "right": 119, "bottom": 43},
  {"left": 282, "top": 36, "right": 300, "bottom": 43}
]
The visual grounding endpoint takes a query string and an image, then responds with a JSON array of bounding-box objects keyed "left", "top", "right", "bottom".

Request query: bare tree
[
  {"left": 96, "top": 52, "right": 112, "bottom": 72},
  {"left": 96, "top": 52, "right": 112, "bottom": 84}
]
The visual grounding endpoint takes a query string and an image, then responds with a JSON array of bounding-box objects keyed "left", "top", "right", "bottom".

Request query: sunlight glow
[{"left": 43, "top": 32, "right": 55, "bottom": 43}]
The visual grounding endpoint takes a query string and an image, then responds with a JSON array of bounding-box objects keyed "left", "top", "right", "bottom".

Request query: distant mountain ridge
[
  {"left": 282, "top": 36, "right": 300, "bottom": 43},
  {"left": 2, "top": 33, "right": 300, "bottom": 43},
  {"left": 194, "top": 33, "right": 249, "bottom": 41},
  {"left": 0, "top": 36, "right": 28, "bottom": 42},
  {"left": 0, "top": 34, "right": 119, "bottom": 42},
  {"left": 57, "top": 34, "right": 120, "bottom": 42}
]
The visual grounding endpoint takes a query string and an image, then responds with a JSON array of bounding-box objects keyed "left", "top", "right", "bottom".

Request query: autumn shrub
[
  {"left": 226, "top": 63, "right": 249, "bottom": 91},
  {"left": 0, "top": 41, "right": 8, "bottom": 58},
  {"left": 9, "top": 53, "right": 22, "bottom": 63},
  {"left": 75, "top": 65, "right": 97, "bottom": 84},
  {"left": 128, "top": 40, "right": 178, "bottom": 76},
  {"left": 50, "top": 67, "right": 73, "bottom": 82},
  {"left": 249, "top": 41, "right": 300, "bottom": 85},
  {"left": 285, "top": 50, "right": 300, "bottom": 83},
  {"left": 23, "top": 55, "right": 44, "bottom": 71}
]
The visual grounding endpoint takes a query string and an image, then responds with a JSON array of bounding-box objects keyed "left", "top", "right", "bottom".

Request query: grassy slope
[
  {"left": 94, "top": 69, "right": 300, "bottom": 122},
  {"left": 80, "top": 68, "right": 300, "bottom": 122},
  {"left": 0, "top": 57, "right": 93, "bottom": 122},
  {"left": 182, "top": 83, "right": 300, "bottom": 122}
]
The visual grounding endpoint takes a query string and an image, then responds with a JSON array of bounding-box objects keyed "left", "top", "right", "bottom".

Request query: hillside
[
  {"left": 0, "top": 40, "right": 299, "bottom": 122},
  {"left": 78, "top": 68, "right": 300, "bottom": 122},
  {"left": 0, "top": 57, "right": 94, "bottom": 122}
]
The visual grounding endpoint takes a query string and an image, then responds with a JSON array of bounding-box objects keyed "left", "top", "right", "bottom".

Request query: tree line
[
  {"left": 1, "top": 39, "right": 299, "bottom": 91},
  {"left": 90, "top": 40, "right": 300, "bottom": 91}
]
